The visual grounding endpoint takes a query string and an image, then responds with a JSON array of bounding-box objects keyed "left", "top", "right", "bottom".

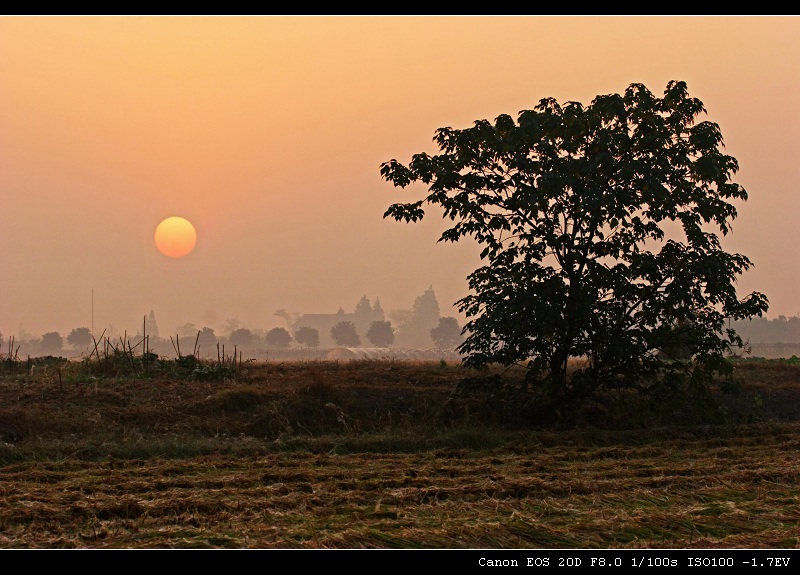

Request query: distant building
[{"left": 294, "top": 296, "right": 385, "bottom": 348}]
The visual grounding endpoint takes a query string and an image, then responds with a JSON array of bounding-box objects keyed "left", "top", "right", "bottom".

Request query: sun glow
[{"left": 154, "top": 216, "right": 197, "bottom": 258}]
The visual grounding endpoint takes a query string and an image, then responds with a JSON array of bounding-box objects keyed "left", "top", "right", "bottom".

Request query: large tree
[{"left": 381, "top": 81, "right": 768, "bottom": 399}]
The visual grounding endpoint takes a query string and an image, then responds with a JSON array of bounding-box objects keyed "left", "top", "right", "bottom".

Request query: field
[{"left": 1, "top": 356, "right": 800, "bottom": 549}]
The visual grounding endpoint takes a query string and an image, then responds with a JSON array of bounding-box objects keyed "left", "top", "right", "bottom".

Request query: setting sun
[{"left": 154, "top": 216, "right": 197, "bottom": 258}]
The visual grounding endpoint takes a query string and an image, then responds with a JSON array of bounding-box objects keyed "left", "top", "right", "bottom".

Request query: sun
[{"left": 154, "top": 216, "right": 197, "bottom": 258}]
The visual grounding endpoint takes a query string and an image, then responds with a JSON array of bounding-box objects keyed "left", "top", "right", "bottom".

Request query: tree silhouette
[
  {"left": 355, "top": 295, "right": 373, "bottom": 316},
  {"left": 145, "top": 310, "right": 160, "bottom": 339},
  {"left": 274, "top": 309, "right": 300, "bottom": 331},
  {"left": 393, "top": 286, "right": 442, "bottom": 348},
  {"left": 265, "top": 327, "right": 292, "bottom": 349},
  {"left": 382, "top": 80, "right": 768, "bottom": 400},
  {"left": 366, "top": 320, "right": 395, "bottom": 347},
  {"left": 331, "top": 321, "right": 361, "bottom": 347},
  {"left": 197, "top": 327, "right": 218, "bottom": 353},
  {"left": 430, "top": 317, "right": 463, "bottom": 350},
  {"left": 229, "top": 328, "right": 253, "bottom": 348},
  {"left": 176, "top": 323, "right": 198, "bottom": 339},
  {"left": 294, "top": 326, "right": 320, "bottom": 348},
  {"left": 67, "top": 327, "right": 93, "bottom": 348},
  {"left": 40, "top": 332, "right": 63, "bottom": 354}
]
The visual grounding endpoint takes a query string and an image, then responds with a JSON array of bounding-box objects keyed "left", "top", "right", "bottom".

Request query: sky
[{"left": 1, "top": 16, "right": 798, "bottom": 341}]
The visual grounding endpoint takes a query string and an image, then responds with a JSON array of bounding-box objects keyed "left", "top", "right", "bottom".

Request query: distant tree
[
  {"left": 265, "top": 327, "right": 292, "bottom": 349},
  {"left": 229, "top": 328, "right": 253, "bottom": 348},
  {"left": 294, "top": 326, "right": 320, "bottom": 348},
  {"left": 413, "top": 286, "right": 441, "bottom": 323},
  {"left": 331, "top": 321, "right": 361, "bottom": 347},
  {"left": 274, "top": 309, "right": 300, "bottom": 331},
  {"left": 40, "top": 332, "right": 63, "bottom": 354},
  {"left": 176, "top": 323, "right": 198, "bottom": 339},
  {"left": 388, "top": 309, "right": 413, "bottom": 330},
  {"left": 392, "top": 286, "right": 442, "bottom": 348},
  {"left": 366, "top": 320, "right": 395, "bottom": 347},
  {"left": 18, "top": 325, "right": 34, "bottom": 342},
  {"left": 355, "top": 295, "right": 373, "bottom": 316},
  {"left": 67, "top": 327, "right": 93, "bottom": 348},
  {"left": 430, "top": 317, "right": 464, "bottom": 350},
  {"left": 223, "top": 317, "right": 241, "bottom": 335},
  {"left": 144, "top": 310, "right": 160, "bottom": 339},
  {"left": 732, "top": 314, "right": 800, "bottom": 345},
  {"left": 197, "top": 327, "right": 218, "bottom": 353}
]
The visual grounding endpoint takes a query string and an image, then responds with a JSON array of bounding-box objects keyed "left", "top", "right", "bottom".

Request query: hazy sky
[{"left": 1, "top": 16, "right": 798, "bottom": 340}]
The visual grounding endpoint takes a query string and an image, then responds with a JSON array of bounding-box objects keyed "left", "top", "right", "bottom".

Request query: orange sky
[{"left": 1, "top": 16, "right": 798, "bottom": 340}]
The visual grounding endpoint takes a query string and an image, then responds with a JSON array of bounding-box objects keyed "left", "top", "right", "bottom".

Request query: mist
[{"left": 2, "top": 16, "right": 798, "bottom": 347}]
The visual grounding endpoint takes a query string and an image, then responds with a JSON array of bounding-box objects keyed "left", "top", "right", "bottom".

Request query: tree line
[
  {"left": 730, "top": 315, "right": 800, "bottom": 344},
  {"left": 1, "top": 315, "right": 464, "bottom": 358}
]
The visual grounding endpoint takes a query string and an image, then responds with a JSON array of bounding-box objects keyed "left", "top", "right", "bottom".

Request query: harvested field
[{"left": 1, "top": 358, "right": 799, "bottom": 549}]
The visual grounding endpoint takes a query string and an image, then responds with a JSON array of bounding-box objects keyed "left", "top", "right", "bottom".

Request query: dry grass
[{"left": 0, "top": 358, "right": 799, "bottom": 549}]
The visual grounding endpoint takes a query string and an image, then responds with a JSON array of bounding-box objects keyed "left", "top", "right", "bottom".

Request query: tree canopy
[
  {"left": 40, "top": 332, "right": 63, "bottom": 354},
  {"left": 228, "top": 328, "right": 253, "bottom": 348},
  {"left": 265, "top": 327, "right": 292, "bottom": 349},
  {"left": 392, "top": 286, "right": 442, "bottom": 348},
  {"left": 67, "top": 327, "right": 93, "bottom": 348},
  {"left": 430, "top": 317, "right": 464, "bottom": 351},
  {"left": 196, "top": 327, "right": 218, "bottom": 354},
  {"left": 366, "top": 320, "right": 395, "bottom": 347},
  {"left": 381, "top": 81, "right": 768, "bottom": 399},
  {"left": 294, "top": 326, "right": 320, "bottom": 348},
  {"left": 331, "top": 321, "right": 361, "bottom": 347}
]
